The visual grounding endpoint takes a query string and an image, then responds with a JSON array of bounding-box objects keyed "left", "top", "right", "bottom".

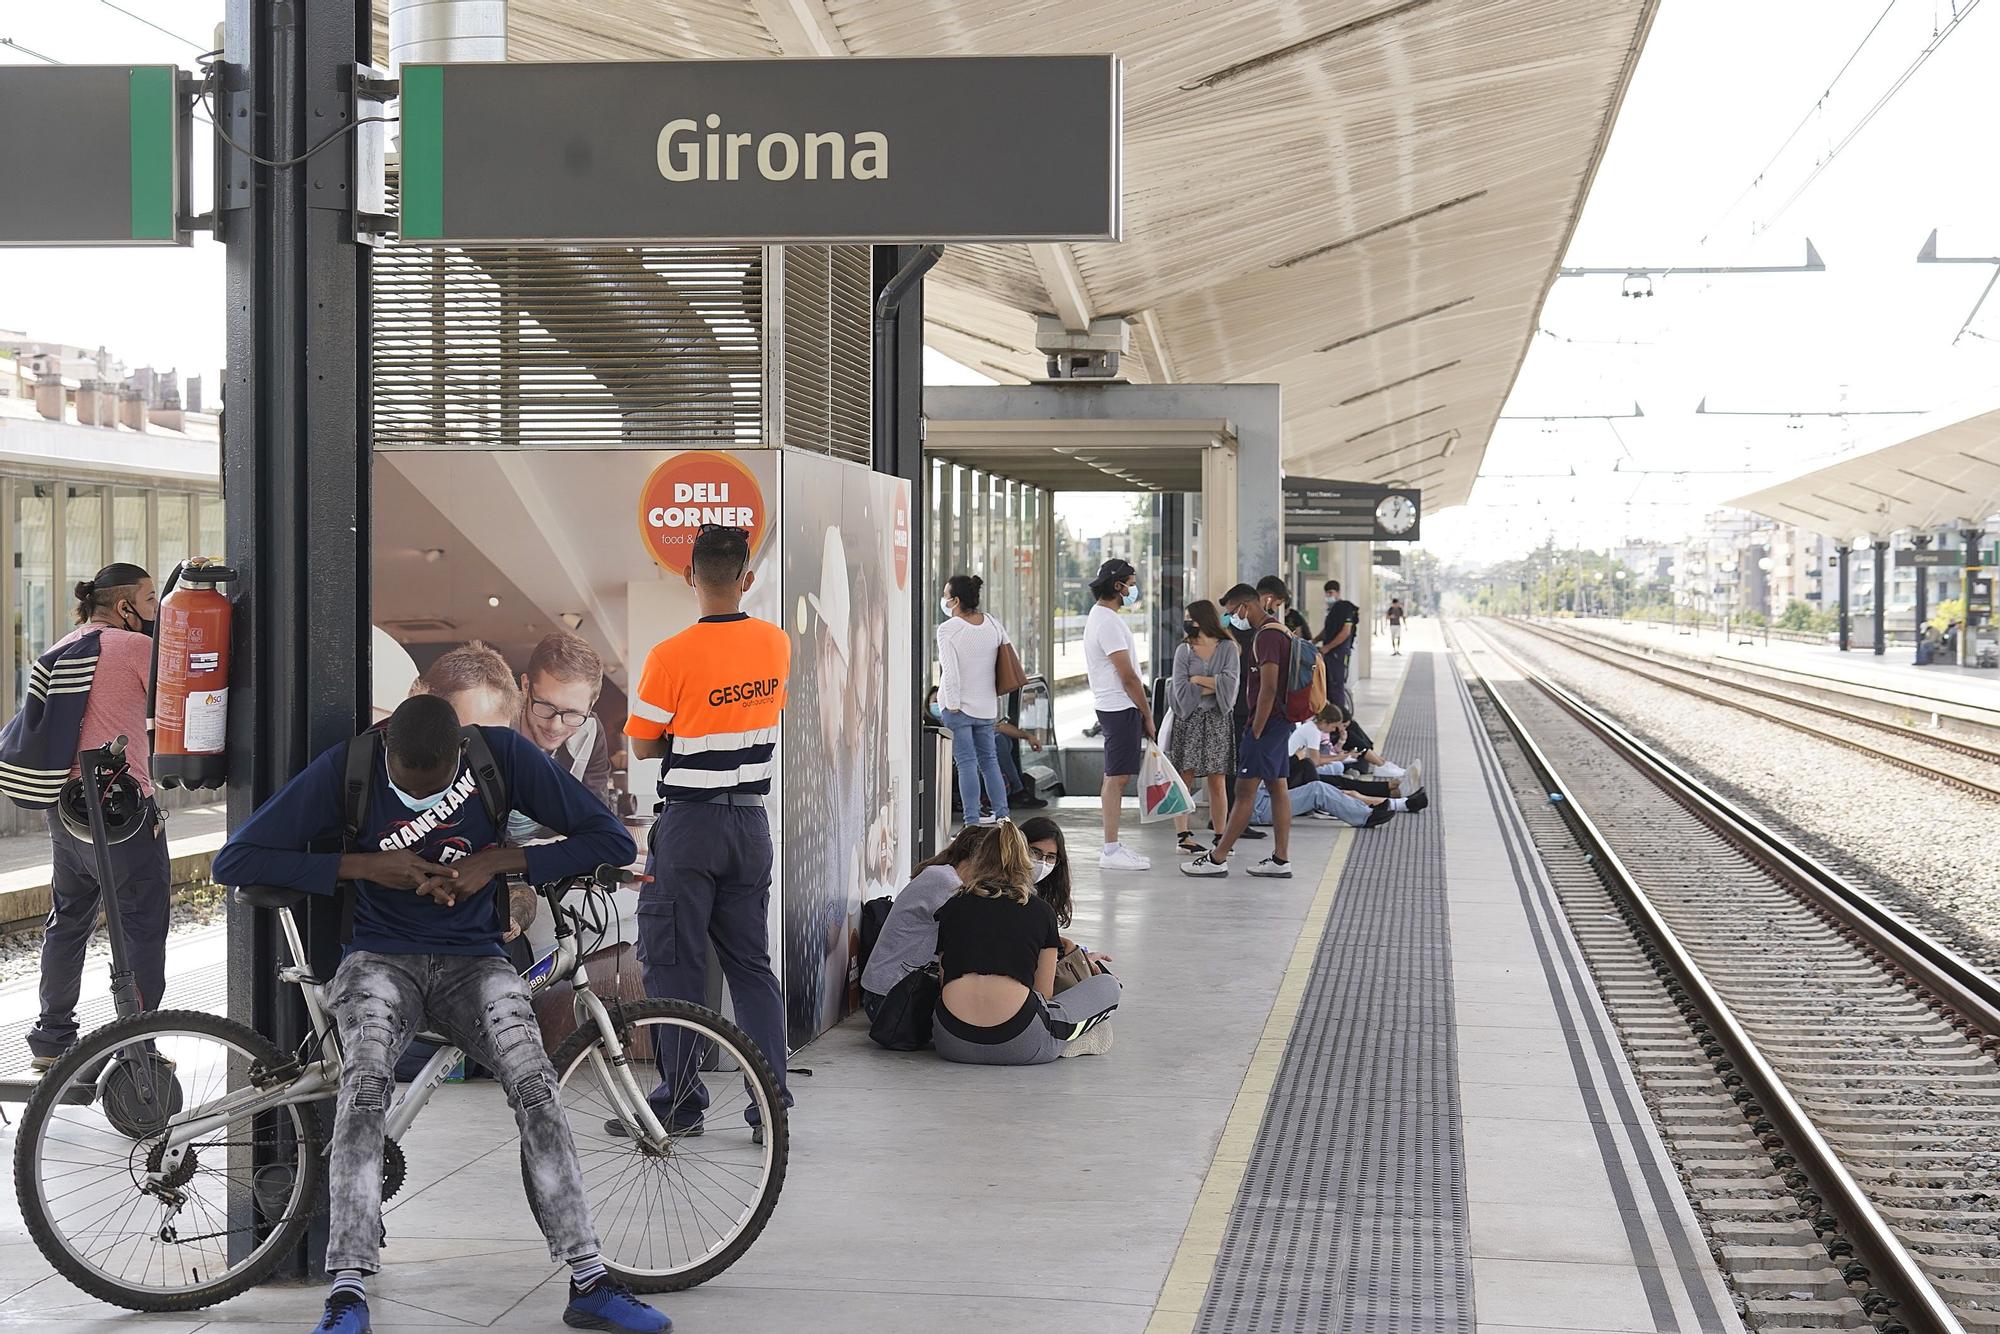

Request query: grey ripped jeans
[{"left": 325, "top": 951, "right": 597, "bottom": 1273}]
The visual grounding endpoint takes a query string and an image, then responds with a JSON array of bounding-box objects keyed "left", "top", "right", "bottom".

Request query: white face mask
[
  {"left": 1226, "top": 612, "right": 1251, "bottom": 631},
  {"left": 940, "top": 597, "right": 955, "bottom": 617},
  {"left": 1121, "top": 584, "right": 1140, "bottom": 607},
  {"left": 1033, "top": 859, "right": 1056, "bottom": 884},
  {"left": 389, "top": 776, "right": 450, "bottom": 813}
]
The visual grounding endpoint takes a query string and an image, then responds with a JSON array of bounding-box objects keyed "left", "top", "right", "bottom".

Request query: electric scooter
[{"left": 0, "top": 736, "right": 183, "bottom": 1132}]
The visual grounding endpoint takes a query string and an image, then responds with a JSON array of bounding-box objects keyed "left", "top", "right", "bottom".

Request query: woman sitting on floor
[
  {"left": 1019, "top": 817, "right": 1116, "bottom": 990},
  {"left": 934, "top": 821, "right": 1122, "bottom": 1065},
  {"left": 860, "top": 823, "right": 996, "bottom": 1020}
]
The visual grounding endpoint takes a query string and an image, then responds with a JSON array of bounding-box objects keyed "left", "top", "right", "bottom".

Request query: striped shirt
[{"left": 626, "top": 612, "right": 789, "bottom": 802}]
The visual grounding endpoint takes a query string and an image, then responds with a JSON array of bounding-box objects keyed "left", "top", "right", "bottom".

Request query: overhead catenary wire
[
  {"left": 96, "top": 0, "right": 210, "bottom": 52},
  {"left": 0, "top": 36, "right": 61, "bottom": 64}
]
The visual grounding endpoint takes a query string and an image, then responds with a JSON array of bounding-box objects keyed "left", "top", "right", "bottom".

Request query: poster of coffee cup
[{"left": 780, "top": 451, "right": 914, "bottom": 1049}]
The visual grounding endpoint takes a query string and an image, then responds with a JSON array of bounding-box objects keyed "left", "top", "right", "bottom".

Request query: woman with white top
[{"left": 935, "top": 573, "right": 1011, "bottom": 827}]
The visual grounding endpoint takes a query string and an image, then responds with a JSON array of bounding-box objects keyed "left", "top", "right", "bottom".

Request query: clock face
[{"left": 1376, "top": 494, "right": 1418, "bottom": 535}]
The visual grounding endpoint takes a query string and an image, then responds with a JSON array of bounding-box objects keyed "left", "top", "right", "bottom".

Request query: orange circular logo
[
  {"left": 892, "top": 483, "right": 911, "bottom": 590},
  {"left": 637, "top": 451, "right": 767, "bottom": 576}
]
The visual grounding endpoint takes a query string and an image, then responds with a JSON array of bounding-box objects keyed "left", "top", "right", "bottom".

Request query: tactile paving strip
[{"left": 1196, "top": 655, "right": 1473, "bottom": 1334}]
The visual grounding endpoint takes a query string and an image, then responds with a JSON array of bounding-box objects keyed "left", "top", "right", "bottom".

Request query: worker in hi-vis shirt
[{"left": 625, "top": 523, "right": 793, "bottom": 1136}]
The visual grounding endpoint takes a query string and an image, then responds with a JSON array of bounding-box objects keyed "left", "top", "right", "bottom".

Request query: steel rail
[
  {"left": 1523, "top": 618, "right": 2000, "bottom": 764},
  {"left": 1452, "top": 618, "right": 1974, "bottom": 1334},
  {"left": 1506, "top": 618, "right": 2000, "bottom": 803}
]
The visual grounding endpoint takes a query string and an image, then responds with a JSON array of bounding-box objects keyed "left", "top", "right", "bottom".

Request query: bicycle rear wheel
[
  {"left": 551, "top": 998, "right": 787, "bottom": 1291},
  {"left": 12, "top": 1008, "right": 323, "bottom": 1312}
]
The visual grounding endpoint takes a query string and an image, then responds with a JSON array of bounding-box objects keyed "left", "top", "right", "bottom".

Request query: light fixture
[
  {"left": 1442, "top": 431, "right": 1459, "bottom": 458},
  {"left": 422, "top": 548, "right": 444, "bottom": 563},
  {"left": 558, "top": 612, "right": 584, "bottom": 631},
  {"left": 486, "top": 594, "right": 501, "bottom": 608}
]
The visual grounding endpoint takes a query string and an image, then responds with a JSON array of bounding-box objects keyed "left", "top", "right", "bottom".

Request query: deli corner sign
[
  {"left": 0, "top": 66, "right": 185, "bottom": 246},
  {"left": 398, "top": 55, "right": 1122, "bottom": 245}
]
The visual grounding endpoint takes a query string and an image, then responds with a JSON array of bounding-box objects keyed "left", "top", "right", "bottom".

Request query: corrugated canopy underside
[{"left": 375, "top": 0, "right": 1658, "bottom": 511}]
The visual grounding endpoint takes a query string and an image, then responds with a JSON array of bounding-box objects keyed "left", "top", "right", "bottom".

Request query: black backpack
[
  {"left": 338, "top": 724, "right": 510, "bottom": 940},
  {"left": 856, "top": 896, "right": 894, "bottom": 981}
]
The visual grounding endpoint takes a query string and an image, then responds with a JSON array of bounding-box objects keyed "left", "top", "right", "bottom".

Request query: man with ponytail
[{"left": 17, "top": 563, "right": 167, "bottom": 1070}]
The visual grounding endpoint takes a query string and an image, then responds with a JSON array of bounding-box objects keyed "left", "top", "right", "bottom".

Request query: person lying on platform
[
  {"left": 932, "top": 821, "right": 1121, "bottom": 1065},
  {"left": 1249, "top": 769, "right": 1425, "bottom": 828},
  {"left": 211, "top": 694, "right": 667, "bottom": 1334}
]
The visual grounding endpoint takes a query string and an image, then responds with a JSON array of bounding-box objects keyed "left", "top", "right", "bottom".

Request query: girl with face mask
[{"left": 1165, "top": 602, "right": 1240, "bottom": 856}]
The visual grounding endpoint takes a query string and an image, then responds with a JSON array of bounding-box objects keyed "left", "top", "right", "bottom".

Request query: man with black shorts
[
  {"left": 1082, "top": 558, "right": 1155, "bottom": 871},
  {"left": 1183, "top": 584, "right": 1294, "bottom": 879}
]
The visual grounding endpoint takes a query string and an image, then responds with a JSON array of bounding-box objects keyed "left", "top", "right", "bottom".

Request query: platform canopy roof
[
  {"left": 379, "top": 0, "right": 1657, "bottom": 510},
  {"left": 1729, "top": 391, "right": 2000, "bottom": 543}
]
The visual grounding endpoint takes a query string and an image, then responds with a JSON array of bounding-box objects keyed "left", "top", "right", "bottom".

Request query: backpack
[
  {"left": 1283, "top": 631, "right": 1321, "bottom": 724},
  {"left": 857, "top": 896, "right": 894, "bottom": 980},
  {"left": 0, "top": 630, "right": 103, "bottom": 810},
  {"left": 339, "top": 724, "right": 510, "bottom": 940}
]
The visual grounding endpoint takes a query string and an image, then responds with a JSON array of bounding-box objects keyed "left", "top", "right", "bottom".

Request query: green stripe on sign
[
  {"left": 400, "top": 65, "right": 445, "bottom": 239},
  {"left": 128, "top": 67, "right": 174, "bottom": 240}
]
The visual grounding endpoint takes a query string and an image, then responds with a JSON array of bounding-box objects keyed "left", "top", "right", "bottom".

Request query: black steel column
[
  {"left": 1871, "top": 539, "right": 1889, "bottom": 655},
  {"left": 874, "top": 245, "right": 936, "bottom": 856},
  {"left": 1836, "top": 545, "right": 1851, "bottom": 651},
  {"left": 222, "top": 0, "right": 371, "bottom": 1274},
  {"left": 1912, "top": 534, "right": 1931, "bottom": 661}
]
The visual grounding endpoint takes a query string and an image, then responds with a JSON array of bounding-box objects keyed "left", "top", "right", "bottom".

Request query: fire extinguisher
[{"left": 152, "top": 558, "right": 238, "bottom": 790}]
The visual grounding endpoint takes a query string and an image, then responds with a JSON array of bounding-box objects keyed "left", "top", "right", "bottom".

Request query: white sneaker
[
  {"left": 1098, "top": 845, "right": 1151, "bottom": 871},
  {"left": 1181, "top": 852, "right": 1229, "bottom": 877},
  {"left": 1059, "top": 1021, "right": 1115, "bottom": 1058},
  {"left": 1306, "top": 809, "right": 1342, "bottom": 821},
  {"left": 1404, "top": 760, "right": 1423, "bottom": 794},
  {"left": 1247, "top": 857, "right": 1293, "bottom": 878}
]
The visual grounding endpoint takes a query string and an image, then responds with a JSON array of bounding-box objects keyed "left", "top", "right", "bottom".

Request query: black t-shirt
[
  {"left": 1318, "top": 600, "right": 1360, "bottom": 652},
  {"left": 1386, "top": 603, "right": 1405, "bottom": 624},
  {"left": 935, "top": 891, "right": 1060, "bottom": 988},
  {"left": 1230, "top": 624, "right": 1255, "bottom": 722}
]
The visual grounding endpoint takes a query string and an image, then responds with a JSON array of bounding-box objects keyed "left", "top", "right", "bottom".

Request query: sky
[
  {"left": 6, "top": 1, "right": 1997, "bottom": 564},
  {"left": 1425, "top": 0, "right": 2000, "bottom": 565}
]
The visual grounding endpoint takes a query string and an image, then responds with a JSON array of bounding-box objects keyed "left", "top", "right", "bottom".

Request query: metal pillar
[
  {"left": 1962, "top": 527, "right": 1986, "bottom": 666},
  {"left": 1912, "top": 534, "right": 1931, "bottom": 662},
  {"left": 1871, "top": 539, "right": 1889, "bottom": 656},
  {"left": 873, "top": 245, "right": 938, "bottom": 856},
  {"left": 1835, "top": 545, "right": 1851, "bottom": 651},
  {"left": 221, "top": 0, "right": 372, "bottom": 1273}
]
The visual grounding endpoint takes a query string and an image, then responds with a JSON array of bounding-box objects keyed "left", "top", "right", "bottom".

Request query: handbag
[
  {"left": 868, "top": 963, "right": 941, "bottom": 1051},
  {"left": 995, "top": 638, "right": 1028, "bottom": 696},
  {"left": 1053, "top": 945, "right": 1095, "bottom": 994}
]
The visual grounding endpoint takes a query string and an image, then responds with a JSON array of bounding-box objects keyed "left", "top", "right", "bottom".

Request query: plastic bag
[{"left": 1138, "top": 738, "right": 1194, "bottom": 823}]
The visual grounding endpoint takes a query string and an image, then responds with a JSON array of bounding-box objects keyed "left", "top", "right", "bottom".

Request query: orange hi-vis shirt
[{"left": 626, "top": 612, "right": 790, "bottom": 801}]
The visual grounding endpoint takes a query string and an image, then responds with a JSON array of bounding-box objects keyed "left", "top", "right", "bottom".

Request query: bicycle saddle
[{"left": 230, "top": 884, "right": 306, "bottom": 911}]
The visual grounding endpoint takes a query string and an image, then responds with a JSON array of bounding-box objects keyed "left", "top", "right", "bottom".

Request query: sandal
[{"left": 1176, "top": 831, "right": 1204, "bottom": 855}]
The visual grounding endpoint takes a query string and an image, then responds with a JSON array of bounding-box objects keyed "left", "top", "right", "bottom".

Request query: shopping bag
[{"left": 1138, "top": 739, "right": 1194, "bottom": 823}]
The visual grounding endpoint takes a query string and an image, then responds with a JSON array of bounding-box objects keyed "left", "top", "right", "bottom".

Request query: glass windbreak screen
[
  {"left": 1052, "top": 493, "right": 1156, "bottom": 745},
  {"left": 14, "top": 483, "right": 53, "bottom": 715}
]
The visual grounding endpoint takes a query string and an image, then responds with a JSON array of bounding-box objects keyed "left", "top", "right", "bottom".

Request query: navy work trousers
[
  {"left": 30, "top": 801, "right": 172, "bottom": 1058},
  {"left": 636, "top": 801, "right": 791, "bottom": 1125}
]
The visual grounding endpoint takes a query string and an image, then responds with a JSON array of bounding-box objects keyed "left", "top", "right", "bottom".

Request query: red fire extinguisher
[{"left": 152, "top": 559, "right": 237, "bottom": 790}]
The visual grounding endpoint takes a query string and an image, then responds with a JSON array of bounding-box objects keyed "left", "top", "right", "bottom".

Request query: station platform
[
  {"left": 1554, "top": 616, "right": 2000, "bottom": 725},
  {"left": 0, "top": 624, "right": 1736, "bottom": 1333}
]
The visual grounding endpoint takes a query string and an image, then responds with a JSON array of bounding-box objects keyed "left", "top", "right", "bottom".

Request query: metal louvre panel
[
  {"left": 372, "top": 241, "right": 764, "bottom": 450},
  {"left": 777, "top": 244, "right": 873, "bottom": 465}
]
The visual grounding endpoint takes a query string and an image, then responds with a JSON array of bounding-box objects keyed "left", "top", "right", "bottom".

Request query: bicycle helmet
[{"left": 56, "top": 771, "right": 149, "bottom": 845}]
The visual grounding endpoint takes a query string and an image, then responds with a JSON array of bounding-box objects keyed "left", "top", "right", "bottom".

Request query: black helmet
[{"left": 56, "top": 772, "right": 149, "bottom": 845}]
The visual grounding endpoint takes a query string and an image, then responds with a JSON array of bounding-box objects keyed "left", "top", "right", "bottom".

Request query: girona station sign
[{"left": 397, "top": 55, "right": 1122, "bottom": 245}]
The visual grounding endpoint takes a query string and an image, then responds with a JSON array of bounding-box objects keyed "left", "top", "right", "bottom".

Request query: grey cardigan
[{"left": 1169, "top": 639, "right": 1241, "bottom": 718}]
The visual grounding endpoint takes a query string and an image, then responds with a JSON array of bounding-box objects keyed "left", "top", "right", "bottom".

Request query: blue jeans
[
  {"left": 1254, "top": 781, "right": 1373, "bottom": 827},
  {"left": 637, "top": 802, "right": 792, "bottom": 1125},
  {"left": 940, "top": 708, "right": 1008, "bottom": 823}
]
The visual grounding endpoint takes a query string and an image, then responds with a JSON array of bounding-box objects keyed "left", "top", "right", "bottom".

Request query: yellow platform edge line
[{"left": 1143, "top": 656, "right": 1416, "bottom": 1334}]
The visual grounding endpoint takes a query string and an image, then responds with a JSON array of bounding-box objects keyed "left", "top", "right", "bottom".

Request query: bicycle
[{"left": 11, "top": 862, "right": 788, "bottom": 1312}]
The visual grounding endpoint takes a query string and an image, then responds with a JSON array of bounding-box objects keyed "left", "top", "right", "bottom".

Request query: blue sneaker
[
  {"left": 564, "top": 1279, "right": 672, "bottom": 1333},
  {"left": 314, "top": 1292, "right": 370, "bottom": 1333}
]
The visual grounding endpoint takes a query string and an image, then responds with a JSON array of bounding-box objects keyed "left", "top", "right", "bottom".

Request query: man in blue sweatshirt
[{"left": 213, "top": 694, "right": 664, "bottom": 1334}]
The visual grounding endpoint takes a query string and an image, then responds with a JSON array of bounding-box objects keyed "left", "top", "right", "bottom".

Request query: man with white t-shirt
[{"left": 1082, "top": 558, "right": 1155, "bottom": 870}]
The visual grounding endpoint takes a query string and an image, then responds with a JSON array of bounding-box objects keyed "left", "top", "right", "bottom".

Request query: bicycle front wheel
[
  {"left": 12, "top": 1008, "right": 323, "bottom": 1312},
  {"left": 551, "top": 998, "right": 787, "bottom": 1291}
]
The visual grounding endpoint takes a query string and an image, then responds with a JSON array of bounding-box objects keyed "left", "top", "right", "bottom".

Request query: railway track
[
  {"left": 1499, "top": 617, "right": 2000, "bottom": 802},
  {"left": 1450, "top": 619, "right": 2000, "bottom": 1334}
]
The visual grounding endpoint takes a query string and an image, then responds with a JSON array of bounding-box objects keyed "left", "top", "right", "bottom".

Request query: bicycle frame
[{"left": 150, "top": 875, "right": 673, "bottom": 1162}]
